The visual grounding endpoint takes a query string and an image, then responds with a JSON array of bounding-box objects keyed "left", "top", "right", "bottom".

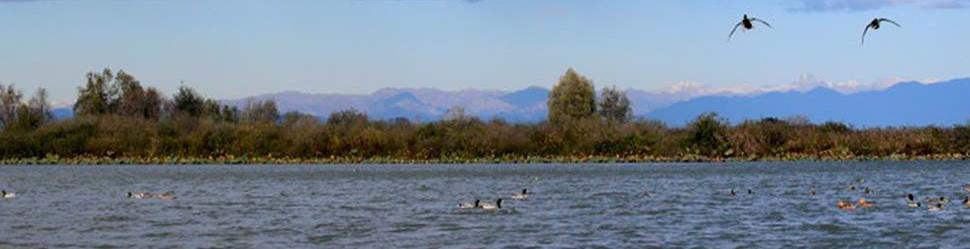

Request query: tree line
[{"left": 0, "top": 68, "right": 968, "bottom": 163}]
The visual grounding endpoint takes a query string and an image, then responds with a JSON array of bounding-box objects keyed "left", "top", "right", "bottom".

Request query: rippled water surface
[{"left": 1, "top": 162, "right": 969, "bottom": 248}]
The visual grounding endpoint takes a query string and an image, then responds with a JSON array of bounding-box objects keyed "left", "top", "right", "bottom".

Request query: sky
[{"left": 0, "top": 0, "right": 968, "bottom": 104}]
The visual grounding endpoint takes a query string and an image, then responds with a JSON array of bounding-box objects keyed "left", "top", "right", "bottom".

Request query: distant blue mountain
[
  {"left": 52, "top": 107, "right": 73, "bottom": 119},
  {"left": 647, "top": 78, "right": 970, "bottom": 127},
  {"left": 500, "top": 86, "right": 548, "bottom": 108}
]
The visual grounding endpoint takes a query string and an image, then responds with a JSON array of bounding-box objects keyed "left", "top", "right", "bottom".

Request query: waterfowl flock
[
  {"left": 2, "top": 177, "right": 969, "bottom": 217},
  {"left": 833, "top": 180, "right": 970, "bottom": 212},
  {"left": 451, "top": 178, "right": 970, "bottom": 214},
  {"left": 727, "top": 188, "right": 755, "bottom": 196},
  {"left": 714, "top": 178, "right": 970, "bottom": 213},
  {"left": 458, "top": 189, "right": 528, "bottom": 211},
  {"left": 728, "top": 14, "right": 901, "bottom": 46},
  {"left": 1, "top": 189, "right": 175, "bottom": 200}
]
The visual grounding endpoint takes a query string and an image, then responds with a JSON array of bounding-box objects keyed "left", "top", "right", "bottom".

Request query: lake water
[{"left": 1, "top": 162, "right": 969, "bottom": 248}]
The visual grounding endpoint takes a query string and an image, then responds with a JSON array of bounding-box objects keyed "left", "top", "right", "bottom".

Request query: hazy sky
[{"left": 1, "top": 0, "right": 968, "bottom": 103}]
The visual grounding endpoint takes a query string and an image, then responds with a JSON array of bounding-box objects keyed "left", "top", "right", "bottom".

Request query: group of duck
[
  {"left": 457, "top": 189, "right": 529, "bottom": 211},
  {"left": 832, "top": 181, "right": 970, "bottom": 212},
  {"left": 7, "top": 182, "right": 970, "bottom": 213},
  {"left": 0, "top": 190, "right": 174, "bottom": 200},
  {"left": 729, "top": 14, "right": 901, "bottom": 45}
]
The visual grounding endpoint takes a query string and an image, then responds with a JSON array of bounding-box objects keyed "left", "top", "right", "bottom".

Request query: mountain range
[
  {"left": 221, "top": 85, "right": 707, "bottom": 123},
  {"left": 650, "top": 78, "right": 970, "bottom": 127},
  {"left": 53, "top": 77, "right": 970, "bottom": 127}
]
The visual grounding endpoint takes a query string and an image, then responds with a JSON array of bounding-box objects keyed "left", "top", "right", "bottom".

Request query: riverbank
[{"left": 1, "top": 153, "right": 967, "bottom": 165}]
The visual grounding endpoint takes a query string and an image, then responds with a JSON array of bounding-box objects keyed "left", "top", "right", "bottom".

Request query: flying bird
[
  {"left": 728, "top": 14, "right": 772, "bottom": 40},
  {"left": 861, "top": 18, "right": 901, "bottom": 45}
]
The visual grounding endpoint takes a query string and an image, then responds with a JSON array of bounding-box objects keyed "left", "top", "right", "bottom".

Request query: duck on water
[
  {"left": 906, "top": 193, "right": 921, "bottom": 208},
  {"left": 480, "top": 199, "right": 503, "bottom": 210},
  {"left": 512, "top": 189, "right": 529, "bottom": 200},
  {"left": 458, "top": 199, "right": 480, "bottom": 209},
  {"left": 127, "top": 191, "right": 176, "bottom": 200}
]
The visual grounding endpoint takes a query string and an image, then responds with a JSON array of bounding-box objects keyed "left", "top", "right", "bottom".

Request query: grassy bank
[{"left": 2, "top": 153, "right": 966, "bottom": 165}]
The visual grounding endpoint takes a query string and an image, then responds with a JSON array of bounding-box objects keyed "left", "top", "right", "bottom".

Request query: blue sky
[{"left": 0, "top": 0, "right": 968, "bottom": 103}]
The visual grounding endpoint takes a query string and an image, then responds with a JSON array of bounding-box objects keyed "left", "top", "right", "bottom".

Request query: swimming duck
[
  {"left": 928, "top": 203, "right": 944, "bottom": 212},
  {"left": 928, "top": 196, "right": 949, "bottom": 205},
  {"left": 155, "top": 192, "right": 176, "bottom": 200},
  {"left": 728, "top": 14, "right": 772, "bottom": 40},
  {"left": 848, "top": 184, "right": 856, "bottom": 191},
  {"left": 962, "top": 196, "right": 969, "bottom": 208},
  {"left": 747, "top": 189, "right": 754, "bottom": 195},
  {"left": 857, "top": 198, "right": 875, "bottom": 208},
  {"left": 730, "top": 188, "right": 737, "bottom": 196},
  {"left": 861, "top": 18, "right": 901, "bottom": 45},
  {"left": 1, "top": 190, "right": 15, "bottom": 199},
  {"left": 512, "top": 189, "right": 529, "bottom": 200},
  {"left": 905, "top": 193, "right": 920, "bottom": 207},
  {"left": 458, "top": 199, "right": 481, "bottom": 209},
  {"left": 863, "top": 187, "right": 872, "bottom": 195},
  {"left": 127, "top": 192, "right": 150, "bottom": 199},
  {"left": 908, "top": 202, "right": 922, "bottom": 208},
  {"left": 480, "top": 199, "right": 503, "bottom": 210},
  {"left": 809, "top": 191, "right": 816, "bottom": 196},
  {"left": 837, "top": 200, "right": 856, "bottom": 210}
]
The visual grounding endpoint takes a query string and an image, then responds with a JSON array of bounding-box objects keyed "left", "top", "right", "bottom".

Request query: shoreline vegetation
[
  {"left": 1, "top": 68, "right": 969, "bottom": 165},
  {"left": 1, "top": 154, "right": 968, "bottom": 165}
]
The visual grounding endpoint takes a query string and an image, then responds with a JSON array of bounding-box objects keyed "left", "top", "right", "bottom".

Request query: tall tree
[
  {"left": 10, "top": 88, "right": 52, "bottom": 130},
  {"left": 598, "top": 86, "right": 631, "bottom": 123},
  {"left": 219, "top": 104, "right": 240, "bottom": 123},
  {"left": 27, "top": 88, "right": 52, "bottom": 125},
  {"left": 686, "top": 112, "right": 731, "bottom": 157},
  {"left": 114, "top": 70, "right": 147, "bottom": 117},
  {"left": 142, "top": 87, "right": 163, "bottom": 120},
  {"left": 74, "top": 69, "right": 114, "bottom": 116},
  {"left": 242, "top": 99, "right": 280, "bottom": 123},
  {"left": 173, "top": 85, "right": 206, "bottom": 117},
  {"left": 0, "top": 84, "right": 23, "bottom": 128},
  {"left": 0, "top": 86, "right": 51, "bottom": 130},
  {"left": 328, "top": 109, "right": 368, "bottom": 126},
  {"left": 202, "top": 99, "right": 222, "bottom": 118},
  {"left": 547, "top": 68, "right": 596, "bottom": 124}
]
